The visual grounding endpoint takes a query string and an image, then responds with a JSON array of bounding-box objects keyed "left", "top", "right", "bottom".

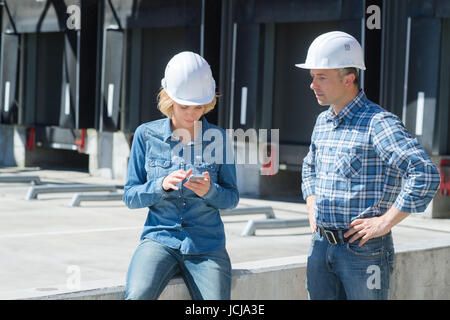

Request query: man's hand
[
  {"left": 183, "top": 171, "right": 211, "bottom": 197},
  {"left": 344, "top": 216, "right": 391, "bottom": 247},
  {"left": 306, "top": 195, "right": 317, "bottom": 233},
  {"left": 344, "top": 207, "right": 409, "bottom": 246},
  {"left": 162, "top": 169, "right": 193, "bottom": 191}
]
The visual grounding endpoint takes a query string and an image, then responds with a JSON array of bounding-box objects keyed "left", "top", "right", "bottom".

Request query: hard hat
[
  {"left": 161, "top": 51, "right": 216, "bottom": 106},
  {"left": 295, "top": 31, "right": 366, "bottom": 70}
]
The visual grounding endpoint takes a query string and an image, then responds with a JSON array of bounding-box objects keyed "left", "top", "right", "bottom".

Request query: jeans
[
  {"left": 125, "top": 238, "right": 232, "bottom": 300},
  {"left": 306, "top": 229, "right": 395, "bottom": 300}
]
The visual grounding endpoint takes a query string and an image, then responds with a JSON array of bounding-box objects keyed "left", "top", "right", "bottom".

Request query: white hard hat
[
  {"left": 161, "top": 51, "right": 216, "bottom": 106},
  {"left": 295, "top": 31, "right": 366, "bottom": 70}
]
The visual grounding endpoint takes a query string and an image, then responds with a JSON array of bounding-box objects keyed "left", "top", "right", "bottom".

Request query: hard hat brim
[
  {"left": 295, "top": 63, "right": 366, "bottom": 70},
  {"left": 168, "top": 93, "right": 215, "bottom": 106},
  {"left": 295, "top": 63, "right": 308, "bottom": 69}
]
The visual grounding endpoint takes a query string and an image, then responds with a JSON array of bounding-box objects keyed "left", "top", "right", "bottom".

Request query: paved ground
[{"left": 1, "top": 167, "right": 450, "bottom": 297}]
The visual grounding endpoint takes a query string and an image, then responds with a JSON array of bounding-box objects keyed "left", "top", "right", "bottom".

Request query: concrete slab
[{"left": 0, "top": 168, "right": 450, "bottom": 297}]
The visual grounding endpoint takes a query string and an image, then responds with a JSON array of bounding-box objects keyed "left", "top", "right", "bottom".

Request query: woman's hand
[
  {"left": 183, "top": 171, "right": 211, "bottom": 197},
  {"left": 162, "top": 169, "right": 193, "bottom": 191}
]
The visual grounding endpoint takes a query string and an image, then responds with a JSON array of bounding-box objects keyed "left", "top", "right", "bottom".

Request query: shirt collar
[
  {"left": 325, "top": 90, "right": 367, "bottom": 125},
  {"left": 163, "top": 116, "right": 210, "bottom": 145}
]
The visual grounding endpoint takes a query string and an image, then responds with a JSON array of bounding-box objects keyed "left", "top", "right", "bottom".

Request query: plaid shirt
[{"left": 301, "top": 90, "right": 440, "bottom": 229}]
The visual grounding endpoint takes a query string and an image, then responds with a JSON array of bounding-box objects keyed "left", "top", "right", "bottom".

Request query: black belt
[{"left": 318, "top": 226, "right": 351, "bottom": 245}]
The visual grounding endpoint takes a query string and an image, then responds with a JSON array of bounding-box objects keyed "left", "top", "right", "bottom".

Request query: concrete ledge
[
  {"left": 2, "top": 240, "right": 450, "bottom": 300},
  {"left": 390, "top": 239, "right": 450, "bottom": 299}
]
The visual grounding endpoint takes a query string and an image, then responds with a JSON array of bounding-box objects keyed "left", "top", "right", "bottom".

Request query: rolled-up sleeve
[
  {"left": 202, "top": 133, "right": 239, "bottom": 210},
  {"left": 202, "top": 162, "right": 239, "bottom": 210},
  {"left": 123, "top": 125, "right": 167, "bottom": 209},
  {"left": 370, "top": 113, "right": 440, "bottom": 213}
]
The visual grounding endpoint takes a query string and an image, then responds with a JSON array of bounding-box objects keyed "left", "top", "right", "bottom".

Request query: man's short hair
[{"left": 338, "top": 67, "right": 359, "bottom": 87}]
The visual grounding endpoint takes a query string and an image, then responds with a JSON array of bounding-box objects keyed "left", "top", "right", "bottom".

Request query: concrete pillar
[
  {"left": 86, "top": 129, "right": 130, "bottom": 182},
  {"left": 0, "top": 124, "right": 27, "bottom": 167},
  {"left": 234, "top": 141, "right": 261, "bottom": 197},
  {"left": 424, "top": 156, "right": 450, "bottom": 218},
  {"left": 234, "top": 140, "right": 302, "bottom": 199}
]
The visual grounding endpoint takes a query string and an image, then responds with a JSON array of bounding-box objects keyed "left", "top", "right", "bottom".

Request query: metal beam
[
  {"left": 69, "top": 191, "right": 123, "bottom": 207},
  {"left": 220, "top": 206, "right": 275, "bottom": 219},
  {"left": 26, "top": 184, "right": 118, "bottom": 200},
  {"left": 241, "top": 218, "right": 310, "bottom": 237},
  {"left": 0, "top": 175, "right": 41, "bottom": 185}
]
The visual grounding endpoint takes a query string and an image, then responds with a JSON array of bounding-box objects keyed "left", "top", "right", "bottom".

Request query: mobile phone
[{"left": 188, "top": 174, "right": 205, "bottom": 182}]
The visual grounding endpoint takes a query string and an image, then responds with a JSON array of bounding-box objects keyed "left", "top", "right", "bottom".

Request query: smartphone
[{"left": 188, "top": 174, "right": 205, "bottom": 182}]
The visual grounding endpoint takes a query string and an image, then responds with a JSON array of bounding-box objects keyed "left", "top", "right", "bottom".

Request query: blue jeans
[
  {"left": 125, "top": 238, "right": 232, "bottom": 300},
  {"left": 306, "top": 230, "right": 395, "bottom": 300}
]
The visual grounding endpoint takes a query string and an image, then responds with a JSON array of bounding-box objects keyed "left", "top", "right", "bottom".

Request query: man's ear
[{"left": 345, "top": 73, "right": 356, "bottom": 87}]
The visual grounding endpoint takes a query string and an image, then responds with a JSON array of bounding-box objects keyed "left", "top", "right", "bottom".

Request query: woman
[{"left": 123, "top": 51, "right": 239, "bottom": 300}]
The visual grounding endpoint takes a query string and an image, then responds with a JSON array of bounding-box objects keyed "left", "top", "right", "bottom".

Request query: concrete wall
[
  {"left": 390, "top": 241, "right": 450, "bottom": 299},
  {"left": 4, "top": 241, "right": 450, "bottom": 300}
]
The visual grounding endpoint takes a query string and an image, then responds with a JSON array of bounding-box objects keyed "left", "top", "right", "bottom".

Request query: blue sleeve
[
  {"left": 370, "top": 112, "right": 440, "bottom": 213},
  {"left": 201, "top": 133, "right": 239, "bottom": 210},
  {"left": 122, "top": 125, "right": 168, "bottom": 209}
]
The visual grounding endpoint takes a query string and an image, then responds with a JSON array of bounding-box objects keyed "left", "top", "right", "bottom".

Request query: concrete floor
[{"left": 1, "top": 167, "right": 450, "bottom": 297}]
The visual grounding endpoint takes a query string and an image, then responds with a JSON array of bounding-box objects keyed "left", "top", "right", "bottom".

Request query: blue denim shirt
[{"left": 123, "top": 116, "right": 239, "bottom": 254}]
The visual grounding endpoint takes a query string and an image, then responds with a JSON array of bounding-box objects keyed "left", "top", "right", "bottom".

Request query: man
[{"left": 297, "top": 31, "right": 440, "bottom": 300}]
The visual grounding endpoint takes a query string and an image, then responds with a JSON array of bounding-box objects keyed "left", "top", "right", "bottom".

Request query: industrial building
[{"left": 0, "top": 0, "right": 449, "bottom": 215}]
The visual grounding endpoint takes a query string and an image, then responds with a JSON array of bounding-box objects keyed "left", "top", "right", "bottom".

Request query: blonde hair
[{"left": 157, "top": 88, "right": 217, "bottom": 118}]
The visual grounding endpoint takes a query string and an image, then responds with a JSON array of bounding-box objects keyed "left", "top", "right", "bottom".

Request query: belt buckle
[{"left": 324, "top": 230, "right": 338, "bottom": 245}]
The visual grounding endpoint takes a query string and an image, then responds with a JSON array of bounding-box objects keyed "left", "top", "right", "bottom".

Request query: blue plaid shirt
[{"left": 301, "top": 90, "right": 440, "bottom": 230}]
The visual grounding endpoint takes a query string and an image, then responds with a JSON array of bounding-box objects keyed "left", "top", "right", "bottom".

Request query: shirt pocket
[
  {"left": 145, "top": 158, "right": 172, "bottom": 181},
  {"left": 335, "top": 148, "right": 362, "bottom": 179}
]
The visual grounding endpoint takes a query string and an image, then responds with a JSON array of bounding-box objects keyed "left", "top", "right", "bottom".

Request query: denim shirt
[{"left": 123, "top": 116, "right": 239, "bottom": 254}]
